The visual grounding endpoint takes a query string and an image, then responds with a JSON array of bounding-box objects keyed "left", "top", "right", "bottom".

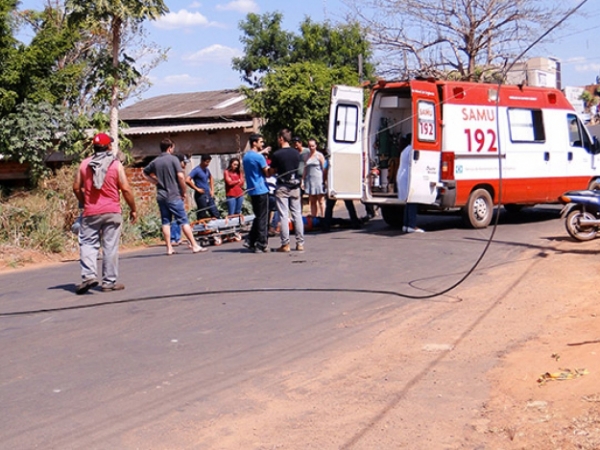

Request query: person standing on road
[
  {"left": 170, "top": 154, "right": 190, "bottom": 246},
  {"left": 143, "top": 138, "right": 208, "bottom": 255},
  {"left": 186, "top": 154, "right": 221, "bottom": 220},
  {"left": 223, "top": 157, "right": 245, "bottom": 216},
  {"left": 270, "top": 128, "right": 305, "bottom": 252},
  {"left": 242, "top": 133, "right": 270, "bottom": 253},
  {"left": 73, "top": 133, "right": 137, "bottom": 295},
  {"left": 302, "top": 138, "right": 326, "bottom": 218}
]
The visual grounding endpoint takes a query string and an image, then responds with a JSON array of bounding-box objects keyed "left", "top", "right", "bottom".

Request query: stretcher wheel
[
  {"left": 231, "top": 232, "right": 242, "bottom": 242},
  {"left": 213, "top": 236, "right": 223, "bottom": 246}
]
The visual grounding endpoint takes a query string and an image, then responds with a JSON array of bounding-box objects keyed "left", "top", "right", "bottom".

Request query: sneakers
[
  {"left": 101, "top": 283, "right": 125, "bottom": 292},
  {"left": 75, "top": 278, "right": 98, "bottom": 295},
  {"left": 275, "top": 244, "right": 290, "bottom": 253},
  {"left": 295, "top": 243, "right": 304, "bottom": 252},
  {"left": 254, "top": 246, "right": 268, "bottom": 253},
  {"left": 402, "top": 226, "right": 425, "bottom": 233},
  {"left": 243, "top": 240, "right": 254, "bottom": 251}
]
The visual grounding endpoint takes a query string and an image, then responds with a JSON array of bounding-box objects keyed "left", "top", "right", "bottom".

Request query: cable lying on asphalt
[{"left": 0, "top": 286, "right": 462, "bottom": 318}]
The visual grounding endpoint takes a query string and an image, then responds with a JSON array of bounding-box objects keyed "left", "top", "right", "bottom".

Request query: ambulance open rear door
[
  {"left": 405, "top": 80, "right": 442, "bottom": 204},
  {"left": 327, "top": 85, "right": 364, "bottom": 200}
]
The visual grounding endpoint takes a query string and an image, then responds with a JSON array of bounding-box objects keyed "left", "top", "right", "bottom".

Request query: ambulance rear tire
[
  {"left": 588, "top": 180, "right": 600, "bottom": 191},
  {"left": 381, "top": 205, "right": 405, "bottom": 228},
  {"left": 463, "top": 189, "right": 493, "bottom": 229}
]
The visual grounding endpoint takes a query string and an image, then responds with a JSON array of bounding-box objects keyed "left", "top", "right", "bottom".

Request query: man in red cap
[{"left": 72, "top": 133, "right": 137, "bottom": 294}]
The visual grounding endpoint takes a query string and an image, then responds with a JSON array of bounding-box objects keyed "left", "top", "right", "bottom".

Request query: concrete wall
[{"left": 129, "top": 128, "right": 252, "bottom": 161}]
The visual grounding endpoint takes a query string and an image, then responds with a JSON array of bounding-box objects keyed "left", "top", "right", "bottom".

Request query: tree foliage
[
  {"left": 0, "top": 101, "right": 87, "bottom": 184},
  {"left": 344, "top": 0, "right": 569, "bottom": 82},
  {"left": 242, "top": 62, "right": 359, "bottom": 146},
  {"left": 66, "top": 0, "right": 168, "bottom": 152},
  {"left": 0, "top": 0, "right": 22, "bottom": 116},
  {"left": 233, "top": 13, "right": 374, "bottom": 88},
  {"left": 234, "top": 13, "right": 374, "bottom": 146}
]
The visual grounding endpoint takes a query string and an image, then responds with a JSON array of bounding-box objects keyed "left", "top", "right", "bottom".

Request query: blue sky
[{"left": 17, "top": 0, "right": 600, "bottom": 102}]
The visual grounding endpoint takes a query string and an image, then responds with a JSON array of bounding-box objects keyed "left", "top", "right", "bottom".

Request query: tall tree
[
  {"left": 343, "top": 0, "right": 568, "bottom": 81},
  {"left": 66, "top": 0, "right": 168, "bottom": 153},
  {"left": 232, "top": 12, "right": 294, "bottom": 88},
  {"left": 0, "top": 0, "right": 21, "bottom": 116},
  {"left": 234, "top": 13, "right": 374, "bottom": 145},
  {"left": 233, "top": 14, "right": 374, "bottom": 88},
  {"left": 242, "top": 62, "right": 361, "bottom": 146}
]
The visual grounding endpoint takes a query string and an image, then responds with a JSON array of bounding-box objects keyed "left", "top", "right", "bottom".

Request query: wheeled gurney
[{"left": 191, "top": 214, "right": 255, "bottom": 246}]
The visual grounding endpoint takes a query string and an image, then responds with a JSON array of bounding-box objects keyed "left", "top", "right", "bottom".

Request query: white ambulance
[{"left": 327, "top": 79, "right": 600, "bottom": 228}]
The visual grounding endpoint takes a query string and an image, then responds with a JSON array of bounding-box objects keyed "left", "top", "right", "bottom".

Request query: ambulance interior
[{"left": 367, "top": 89, "right": 413, "bottom": 197}]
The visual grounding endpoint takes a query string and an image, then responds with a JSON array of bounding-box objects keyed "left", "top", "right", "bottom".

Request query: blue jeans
[
  {"left": 170, "top": 221, "right": 182, "bottom": 243},
  {"left": 226, "top": 196, "right": 244, "bottom": 215},
  {"left": 194, "top": 193, "right": 221, "bottom": 219},
  {"left": 157, "top": 198, "right": 189, "bottom": 226}
]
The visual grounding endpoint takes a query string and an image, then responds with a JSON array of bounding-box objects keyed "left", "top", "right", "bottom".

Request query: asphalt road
[{"left": 0, "top": 205, "right": 568, "bottom": 449}]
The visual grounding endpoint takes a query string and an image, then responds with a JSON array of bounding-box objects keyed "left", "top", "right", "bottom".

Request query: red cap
[{"left": 93, "top": 133, "right": 113, "bottom": 147}]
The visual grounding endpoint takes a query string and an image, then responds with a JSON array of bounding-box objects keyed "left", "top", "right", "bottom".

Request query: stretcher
[{"left": 191, "top": 214, "right": 255, "bottom": 246}]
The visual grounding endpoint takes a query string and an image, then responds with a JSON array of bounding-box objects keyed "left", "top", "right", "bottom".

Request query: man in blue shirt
[
  {"left": 186, "top": 154, "right": 221, "bottom": 220},
  {"left": 242, "top": 133, "right": 269, "bottom": 252}
]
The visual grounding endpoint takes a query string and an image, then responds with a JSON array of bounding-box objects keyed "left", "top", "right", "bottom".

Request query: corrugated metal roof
[
  {"left": 120, "top": 89, "right": 250, "bottom": 122},
  {"left": 123, "top": 120, "right": 254, "bottom": 136}
]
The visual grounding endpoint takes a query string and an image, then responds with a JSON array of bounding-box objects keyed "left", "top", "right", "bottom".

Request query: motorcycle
[{"left": 560, "top": 190, "right": 600, "bottom": 241}]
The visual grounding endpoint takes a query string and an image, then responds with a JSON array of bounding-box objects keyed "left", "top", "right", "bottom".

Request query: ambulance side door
[
  {"left": 407, "top": 80, "right": 441, "bottom": 204},
  {"left": 327, "top": 85, "right": 364, "bottom": 199}
]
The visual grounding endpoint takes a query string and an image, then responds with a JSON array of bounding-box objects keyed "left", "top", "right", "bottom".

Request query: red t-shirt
[{"left": 224, "top": 169, "right": 244, "bottom": 198}]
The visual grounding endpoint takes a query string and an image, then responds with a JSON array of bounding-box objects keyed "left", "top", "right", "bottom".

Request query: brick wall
[
  {"left": 126, "top": 167, "right": 193, "bottom": 210},
  {"left": 0, "top": 161, "right": 29, "bottom": 181}
]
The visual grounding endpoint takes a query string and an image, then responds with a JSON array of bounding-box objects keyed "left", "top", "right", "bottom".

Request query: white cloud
[
  {"left": 183, "top": 44, "right": 242, "bottom": 65},
  {"left": 162, "top": 74, "right": 205, "bottom": 86},
  {"left": 216, "top": 0, "right": 259, "bottom": 14},
  {"left": 189, "top": 1, "right": 202, "bottom": 8},
  {"left": 154, "top": 10, "right": 220, "bottom": 30},
  {"left": 575, "top": 63, "right": 600, "bottom": 73}
]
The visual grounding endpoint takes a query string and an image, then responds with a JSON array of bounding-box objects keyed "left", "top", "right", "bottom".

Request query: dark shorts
[{"left": 158, "top": 198, "right": 189, "bottom": 226}]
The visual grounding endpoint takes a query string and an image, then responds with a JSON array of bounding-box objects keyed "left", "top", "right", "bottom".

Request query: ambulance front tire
[
  {"left": 381, "top": 205, "right": 405, "bottom": 228},
  {"left": 463, "top": 189, "right": 493, "bottom": 229}
]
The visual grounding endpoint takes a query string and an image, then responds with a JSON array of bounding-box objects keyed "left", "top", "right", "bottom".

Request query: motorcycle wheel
[{"left": 565, "top": 210, "right": 598, "bottom": 241}]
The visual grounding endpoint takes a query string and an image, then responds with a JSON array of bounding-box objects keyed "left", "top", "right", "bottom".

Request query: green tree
[
  {"left": 233, "top": 14, "right": 374, "bottom": 88},
  {"left": 242, "top": 62, "right": 359, "bottom": 146},
  {"left": 234, "top": 13, "right": 374, "bottom": 146},
  {"left": 232, "top": 12, "right": 293, "bottom": 88},
  {"left": 292, "top": 19, "right": 374, "bottom": 78},
  {"left": 0, "top": 100, "right": 86, "bottom": 185},
  {"left": 0, "top": 0, "right": 22, "bottom": 116},
  {"left": 66, "top": 0, "right": 168, "bottom": 153}
]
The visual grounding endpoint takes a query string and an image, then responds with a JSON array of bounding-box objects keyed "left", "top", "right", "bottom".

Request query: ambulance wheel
[
  {"left": 463, "top": 189, "right": 493, "bottom": 229},
  {"left": 213, "top": 236, "right": 223, "bottom": 246},
  {"left": 381, "top": 205, "right": 405, "bottom": 228},
  {"left": 588, "top": 180, "right": 600, "bottom": 191}
]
